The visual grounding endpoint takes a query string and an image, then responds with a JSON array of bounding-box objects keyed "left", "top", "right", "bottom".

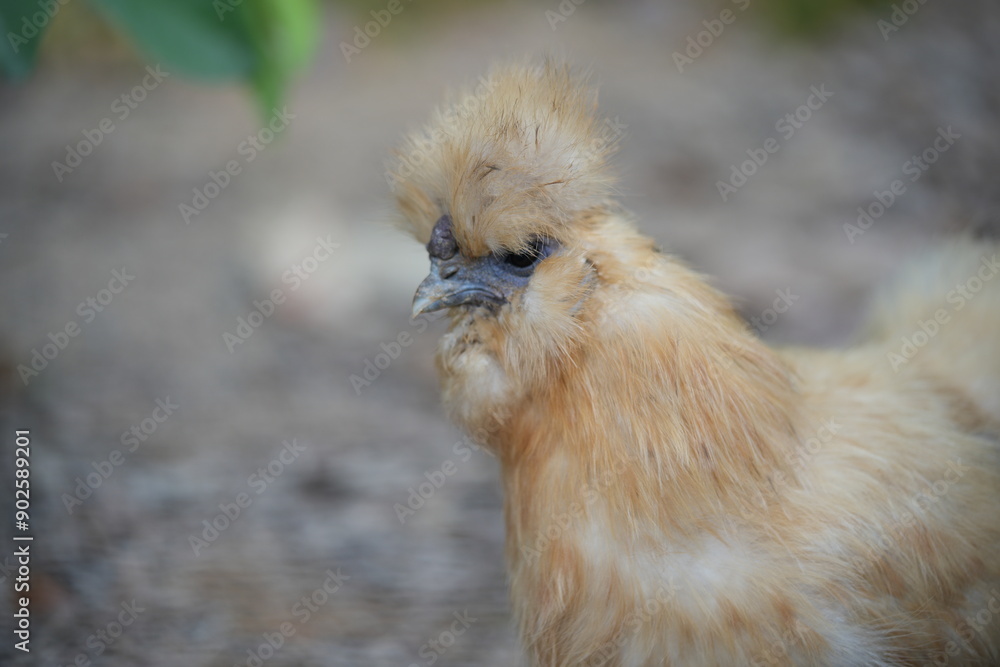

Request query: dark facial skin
[{"left": 411, "top": 216, "right": 556, "bottom": 317}]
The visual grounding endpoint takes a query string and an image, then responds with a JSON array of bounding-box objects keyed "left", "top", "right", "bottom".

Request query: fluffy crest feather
[{"left": 390, "top": 60, "right": 620, "bottom": 257}]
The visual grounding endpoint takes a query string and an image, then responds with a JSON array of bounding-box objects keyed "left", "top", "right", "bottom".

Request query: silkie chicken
[{"left": 390, "top": 61, "right": 1000, "bottom": 666}]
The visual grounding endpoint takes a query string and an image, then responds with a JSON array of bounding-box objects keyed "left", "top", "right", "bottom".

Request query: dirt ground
[{"left": 1, "top": 0, "right": 998, "bottom": 665}]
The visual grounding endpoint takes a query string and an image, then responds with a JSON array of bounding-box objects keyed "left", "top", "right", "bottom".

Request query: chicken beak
[{"left": 411, "top": 258, "right": 505, "bottom": 319}]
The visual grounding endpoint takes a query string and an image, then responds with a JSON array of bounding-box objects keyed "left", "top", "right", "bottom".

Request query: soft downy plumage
[{"left": 390, "top": 60, "right": 1000, "bottom": 666}]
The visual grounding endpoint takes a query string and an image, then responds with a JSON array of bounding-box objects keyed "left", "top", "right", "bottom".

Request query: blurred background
[{"left": 1, "top": 0, "right": 998, "bottom": 664}]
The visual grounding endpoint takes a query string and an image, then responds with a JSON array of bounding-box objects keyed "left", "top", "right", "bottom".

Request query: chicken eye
[
  {"left": 498, "top": 238, "right": 551, "bottom": 274},
  {"left": 504, "top": 249, "right": 538, "bottom": 269}
]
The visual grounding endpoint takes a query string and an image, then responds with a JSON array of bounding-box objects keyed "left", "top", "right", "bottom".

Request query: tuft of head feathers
[{"left": 390, "top": 60, "right": 620, "bottom": 257}]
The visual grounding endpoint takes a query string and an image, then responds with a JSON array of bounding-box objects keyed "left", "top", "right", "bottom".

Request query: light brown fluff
[{"left": 390, "top": 61, "right": 1000, "bottom": 666}]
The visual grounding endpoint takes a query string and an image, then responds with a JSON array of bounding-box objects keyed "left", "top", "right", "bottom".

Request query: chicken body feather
[{"left": 392, "top": 61, "right": 1000, "bottom": 666}]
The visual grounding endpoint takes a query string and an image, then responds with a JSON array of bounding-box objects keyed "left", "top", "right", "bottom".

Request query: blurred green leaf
[
  {"left": 86, "top": 0, "right": 256, "bottom": 79},
  {"left": 755, "top": 0, "right": 892, "bottom": 37},
  {"left": 237, "top": 0, "right": 320, "bottom": 118},
  {"left": 4, "top": 0, "right": 320, "bottom": 119},
  {"left": 0, "top": 0, "right": 51, "bottom": 78}
]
